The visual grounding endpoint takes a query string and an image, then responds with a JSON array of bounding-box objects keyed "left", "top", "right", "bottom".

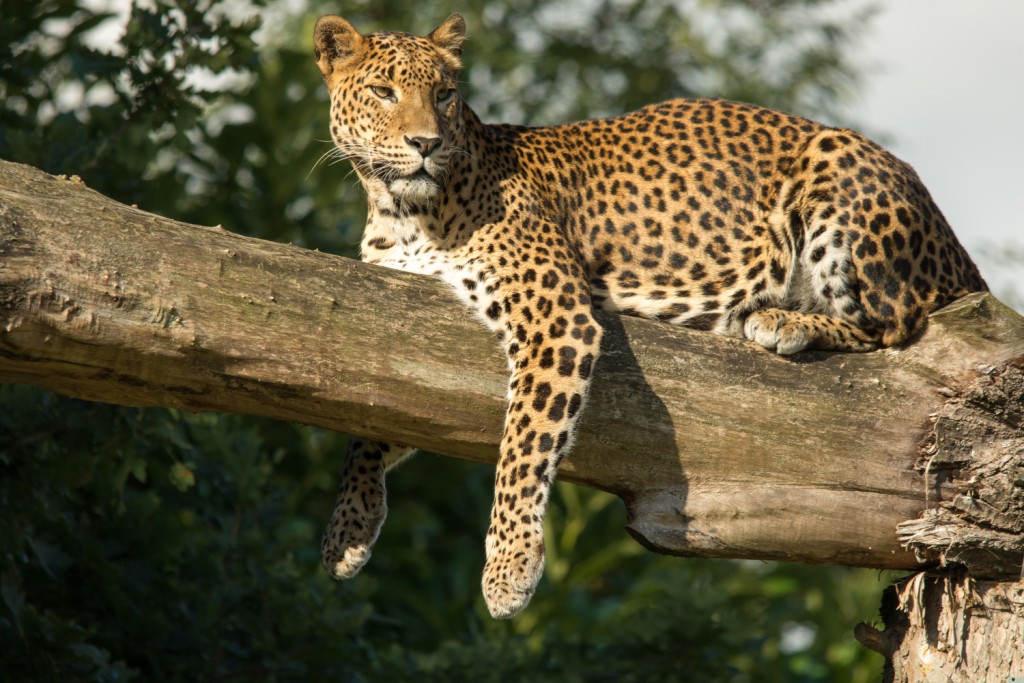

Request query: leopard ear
[
  {"left": 428, "top": 13, "right": 466, "bottom": 70},
  {"left": 313, "top": 15, "right": 364, "bottom": 80}
]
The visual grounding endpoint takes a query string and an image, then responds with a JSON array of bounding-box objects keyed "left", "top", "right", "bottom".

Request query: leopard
[{"left": 311, "top": 12, "right": 986, "bottom": 619}]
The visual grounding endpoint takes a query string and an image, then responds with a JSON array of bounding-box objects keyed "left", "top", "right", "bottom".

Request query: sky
[{"left": 850, "top": 0, "right": 1023, "bottom": 303}]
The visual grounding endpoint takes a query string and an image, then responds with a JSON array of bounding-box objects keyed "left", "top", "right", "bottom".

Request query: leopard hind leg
[
  {"left": 742, "top": 128, "right": 957, "bottom": 355},
  {"left": 744, "top": 175, "right": 882, "bottom": 354}
]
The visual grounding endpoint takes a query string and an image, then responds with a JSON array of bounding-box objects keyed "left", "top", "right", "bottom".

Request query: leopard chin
[{"left": 389, "top": 169, "right": 442, "bottom": 201}]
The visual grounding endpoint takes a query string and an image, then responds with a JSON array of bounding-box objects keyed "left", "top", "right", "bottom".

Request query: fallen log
[{"left": 1, "top": 158, "right": 1022, "bottom": 578}]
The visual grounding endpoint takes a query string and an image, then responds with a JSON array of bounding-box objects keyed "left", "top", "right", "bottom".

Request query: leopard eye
[
  {"left": 436, "top": 87, "right": 457, "bottom": 104},
  {"left": 369, "top": 85, "right": 395, "bottom": 101}
]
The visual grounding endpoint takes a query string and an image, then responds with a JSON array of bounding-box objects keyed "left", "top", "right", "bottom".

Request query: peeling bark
[
  {"left": 898, "top": 360, "right": 1024, "bottom": 580},
  {"left": 858, "top": 571, "right": 1024, "bottom": 682}
]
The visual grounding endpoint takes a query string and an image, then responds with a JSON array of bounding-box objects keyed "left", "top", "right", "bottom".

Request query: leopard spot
[
  {"left": 557, "top": 346, "right": 577, "bottom": 377},
  {"left": 532, "top": 382, "right": 552, "bottom": 411}
]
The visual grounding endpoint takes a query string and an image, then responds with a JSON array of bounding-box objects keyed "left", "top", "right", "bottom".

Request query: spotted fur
[{"left": 312, "top": 13, "right": 986, "bottom": 618}]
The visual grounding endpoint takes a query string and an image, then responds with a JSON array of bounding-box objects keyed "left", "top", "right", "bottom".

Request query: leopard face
[{"left": 314, "top": 16, "right": 465, "bottom": 206}]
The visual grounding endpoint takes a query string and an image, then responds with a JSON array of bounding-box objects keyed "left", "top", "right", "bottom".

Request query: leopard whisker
[
  {"left": 307, "top": 144, "right": 347, "bottom": 179},
  {"left": 450, "top": 145, "right": 474, "bottom": 161}
]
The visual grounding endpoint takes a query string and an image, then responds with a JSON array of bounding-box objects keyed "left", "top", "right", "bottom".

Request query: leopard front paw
[
  {"left": 481, "top": 537, "right": 545, "bottom": 619},
  {"left": 320, "top": 503, "right": 387, "bottom": 580}
]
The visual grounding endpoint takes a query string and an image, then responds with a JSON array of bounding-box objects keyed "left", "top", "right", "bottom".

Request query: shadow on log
[{"left": 2, "top": 159, "right": 1023, "bottom": 678}]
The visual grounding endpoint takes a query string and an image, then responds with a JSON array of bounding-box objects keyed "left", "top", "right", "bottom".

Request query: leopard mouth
[
  {"left": 378, "top": 164, "right": 435, "bottom": 184},
  {"left": 386, "top": 165, "right": 443, "bottom": 199},
  {"left": 405, "top": 168, "right": 434, "bottom": 182}
]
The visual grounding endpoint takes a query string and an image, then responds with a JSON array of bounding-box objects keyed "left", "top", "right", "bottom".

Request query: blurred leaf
[
  {"left": 167, "top": 463, "right": 195, "bottom": 492},
  {"left": 2, "top": 570, "right": 25, "bottom": 637}
]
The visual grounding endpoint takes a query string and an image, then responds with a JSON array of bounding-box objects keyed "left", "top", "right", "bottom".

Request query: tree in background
[{"left": 2, "top": 1, "right": 910, "bottom": 680}]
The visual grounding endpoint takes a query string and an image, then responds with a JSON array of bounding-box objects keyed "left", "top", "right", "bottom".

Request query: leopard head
[{"left": 313, "top": 14, "right": 466, "bottom": 205}]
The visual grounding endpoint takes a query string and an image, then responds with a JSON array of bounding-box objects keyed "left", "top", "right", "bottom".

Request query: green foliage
[
  {"left": 0, "top": 0, "right": 264, "bottom": 208},
  {"left": 0, "top": 387, "right": 375, "bottom": 681},
  {"left": 308, "top": 0, "right": 872, "bottom": 126},
  {"left": 1, "top": 0, "right": 894, "bottom": 680},
  {"left": 0, "top": 386, "right": 891, "bottom": 681}
]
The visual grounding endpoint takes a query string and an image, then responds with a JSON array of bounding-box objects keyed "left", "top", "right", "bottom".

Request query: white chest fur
[{"left": 360, "top": 214, "right": 505, "bottom": 338}]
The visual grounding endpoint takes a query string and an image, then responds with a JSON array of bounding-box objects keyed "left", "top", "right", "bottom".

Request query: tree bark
[
  {"left": 1, "top": 158, "right": 1023, "bottom": 573},
  {"left": 856, "top": 571, "right": 1024, "bottom": 682},
  {"left": 854, "top": 358, "right": 1024, "bottom": 681}
]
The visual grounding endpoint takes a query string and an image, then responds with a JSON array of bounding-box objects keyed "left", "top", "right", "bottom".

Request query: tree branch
[{"left": 2, "top": 159, "right": 1022, "bottom": 574}]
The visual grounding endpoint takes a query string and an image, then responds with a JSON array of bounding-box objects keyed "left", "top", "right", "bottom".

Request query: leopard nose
[{"left": 405, "top": 135, "right": 442, "bottom": 157}]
